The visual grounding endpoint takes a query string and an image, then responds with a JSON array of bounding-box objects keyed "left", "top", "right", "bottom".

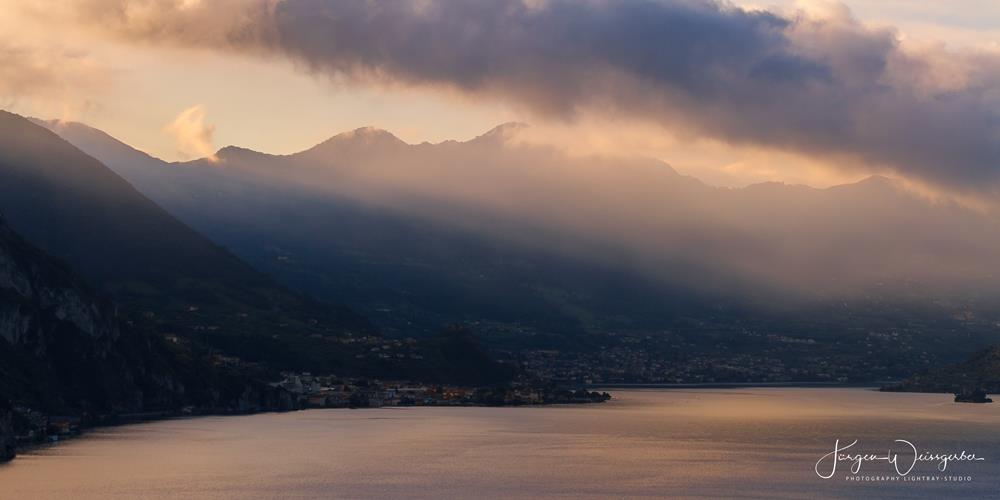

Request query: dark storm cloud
[
  {"left": 262, "top": 0, "right": 834, "bottom": 117},
  {"left": 67, "top": 0, "right": 1000, "bottom": 190}
]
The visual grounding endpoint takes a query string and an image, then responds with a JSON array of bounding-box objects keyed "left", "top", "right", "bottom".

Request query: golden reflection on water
[{"left": 1, "top": 389, "right": 997, "bottom": 499}]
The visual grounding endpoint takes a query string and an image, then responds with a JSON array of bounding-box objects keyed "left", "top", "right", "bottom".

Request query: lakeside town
[
  {"left": 272, "top": 372, "right": 611, "bottom": 408},
  {"left": 7, "top": 373, "right": 611, "bottom": 451}
]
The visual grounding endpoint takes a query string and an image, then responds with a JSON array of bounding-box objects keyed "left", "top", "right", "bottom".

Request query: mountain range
[
  {"left": 0, "top": 111, "right": 530, "bottom": 461},
  {"left": 2, "top": 106, "right": 999, "bottom": 449},
  {"left": 0, "top": 112, "right": 511, "bottom": 382},
  {"left": 37, "top": 117, "right": 1000, "bottom": 382}
]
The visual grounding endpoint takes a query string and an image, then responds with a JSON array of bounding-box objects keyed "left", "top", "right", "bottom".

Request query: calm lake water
[{"left": 1, "top": 388, "right": 998, "bottom": 499}]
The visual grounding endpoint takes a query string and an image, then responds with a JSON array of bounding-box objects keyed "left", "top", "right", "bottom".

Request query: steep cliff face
[
  {"left": 0, "top": 215, "right": 189, "bottom": 462},
  {"left": 0, "top": 215, "right": 307, "bottom": 462},
  {"left": 0, "top": 213, "right": 119, "bottom": 351},
  {"left": 0, "top": 214, "right": 183, "bottom": 414},
  {"left": 0, "top": 402, "right": 14, "bottom": 462}
]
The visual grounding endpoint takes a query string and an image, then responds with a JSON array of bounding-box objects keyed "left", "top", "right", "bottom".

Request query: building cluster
[
  {"left": 512, "top": 327, "right": 931, "bottom": 384},
  {"left": 518, "top": 349, "right": 820, "bottom": 384},
  {"left": 272, "top": 373, "right": 609, "bottom": 408},
  {"left": 11, "top": 406, "right": 80, "bottom": 444}
]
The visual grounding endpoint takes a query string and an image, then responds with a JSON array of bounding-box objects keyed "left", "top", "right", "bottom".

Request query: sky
[{"left": 3, "top": 0, "right": 1000, "bottom": 192}]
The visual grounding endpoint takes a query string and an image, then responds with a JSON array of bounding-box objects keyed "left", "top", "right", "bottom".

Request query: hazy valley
[{"left": 32, "top": 116, "right": 1000, "bottom": 386}]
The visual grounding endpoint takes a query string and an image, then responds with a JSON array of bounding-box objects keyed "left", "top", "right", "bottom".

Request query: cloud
[
  {"left": 0, "top": 38, "right": 109, "bottom": 119},
  {"left": 163, "top": 105, "right": 217, "bottom": 161},
  {"left": 51, "top": 0, "right": 1000, "bottom": 192}
]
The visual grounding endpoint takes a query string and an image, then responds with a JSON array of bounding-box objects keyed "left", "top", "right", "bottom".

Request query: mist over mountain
[
  {"left": 0, "top": 112, "right": 378, "bottom": 374},
  {"left": 0, "top": 111, "right": 517, "bottom": 387},
  {"left": 46, "top": 0, "right": 1000, "bottom": 194},
  {"left": 49, "top": 118, "right": 1000, "bottom": 298},
  {"left": 6, "top": 1, "right": 1000, "bottom": 492},
  {"left": 43, "top": 118, "right": 1000, "bottom": 380},
  {"left": 0, "top": 112, "right": 311, "bottom": 314}
]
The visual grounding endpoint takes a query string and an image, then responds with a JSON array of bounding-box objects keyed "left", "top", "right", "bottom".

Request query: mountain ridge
[
  {"left": 37, "top": 118, "right": 911, "bottom": 196},
  {"left": 1, "top": 112, "right": 385, "bottom": 374},
  {"left": 41, "top": 118, "right": 1000, "bottom": 386},
  {"left": 43, "top": 116, "right": 919, "bottom": 197}
]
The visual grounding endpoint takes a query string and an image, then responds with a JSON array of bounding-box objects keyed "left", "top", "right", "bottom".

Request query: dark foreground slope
[
  {"left": 0, "top": 111, "right": 367, "bottom": 335},
  {"left": 0, "top": 112, "right": 373, "bottom": 374},
  {"left": 0, "top": 112, "right": 515, "bottom": 384}
]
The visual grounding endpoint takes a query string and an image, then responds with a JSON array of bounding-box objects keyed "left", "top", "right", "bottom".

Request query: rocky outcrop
[
  {"left": 224, "top": 380, "right": 299, "bottom": 414},
  {"left": 0, "top": 405, "right": 14, "bottom": 462},
  {"left": 0, "top": 215, "right": 120, "bottom": 350},
  {"left": 884, "top": 346, "right": 1000, "bottom": 397},
  {"left": 0, "top": 213, "right": 154, "bottom": 412},
  {"left": 0, "top": 215, "right": 193, "bottom": 461},
  {"left": 954, "top": 390, "right": 993, "bottom": 404}
]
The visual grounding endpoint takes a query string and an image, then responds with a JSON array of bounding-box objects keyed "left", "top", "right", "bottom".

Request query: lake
[{"left": 1, "top": 388, "right": 997, "bottom": 499}]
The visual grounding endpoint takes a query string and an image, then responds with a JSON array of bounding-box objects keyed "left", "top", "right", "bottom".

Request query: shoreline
[
  {"left": 3, "top": 407, "right": 294, "bottom": 464},
  {"left": 2, "top": 396, "right": 613, "bottom": 464},
  {"left": 4, "top": 385, "right": 974, "bottom": 466}
]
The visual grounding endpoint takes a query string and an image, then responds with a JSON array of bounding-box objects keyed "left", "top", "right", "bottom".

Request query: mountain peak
[
  {"left": 214, "top": 145, "right": 268, "bottom": 162},
  {"left": 302, "top": 126, "right": 407, "bottom": 157},
  {"left": 828, "top": 175, "right": 902, "bottom": 195},
  {"left": 856, "top": 174, "right": 896, "bottom": 187},
  {"left": 331, "top": 127, "right": 405, "bottom": 146},
  {"left": 473, "top": 122, "right": 529, "bottom": 144}
]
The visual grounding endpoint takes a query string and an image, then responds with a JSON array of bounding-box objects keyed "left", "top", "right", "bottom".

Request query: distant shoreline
[
  {"left": 3, "top": 393, "right": 612, "bottom": 464},
  {"left": 588, "top": 381, "right": 892, "bottom": 389}
]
